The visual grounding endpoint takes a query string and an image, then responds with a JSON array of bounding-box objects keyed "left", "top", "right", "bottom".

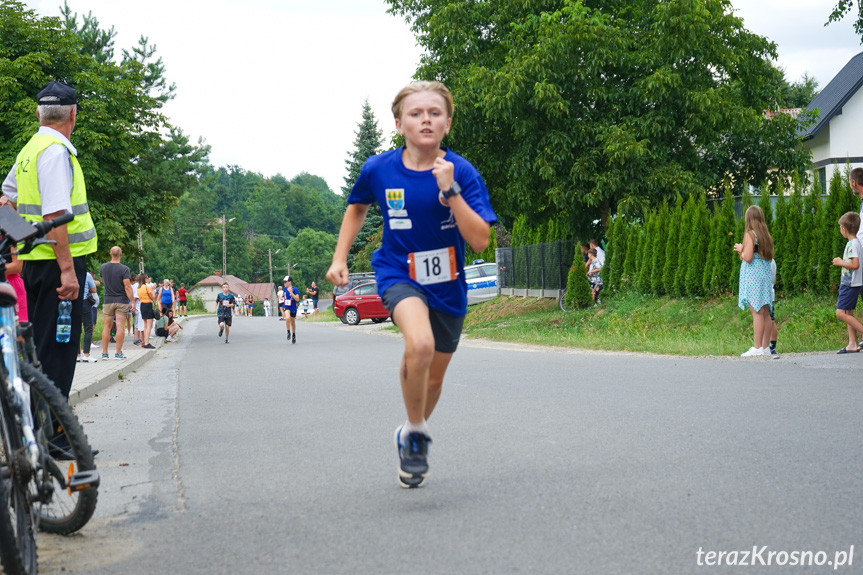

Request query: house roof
[
  {"left": 191, "top": 274, "right": 275, "bottom": 301},
  {"left": 800, "top": 50, "right": 863, "bottom": 141}
]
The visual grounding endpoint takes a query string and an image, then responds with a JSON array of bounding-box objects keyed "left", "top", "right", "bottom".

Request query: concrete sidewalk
[{"left": 68, "top": 316, "right": 189, "bottom": 407}]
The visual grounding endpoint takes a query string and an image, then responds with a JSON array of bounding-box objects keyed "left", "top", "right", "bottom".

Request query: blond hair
[
  {"left": 744, "top": 206, "right": 774, "bottom": 261},
  {"left": 391, "top": 81, "right": 454, "bottom": 119}
]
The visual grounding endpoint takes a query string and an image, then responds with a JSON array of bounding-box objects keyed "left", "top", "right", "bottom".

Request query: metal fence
[{"left": 495, "top": 239, "right": 577, "bottom": 298}]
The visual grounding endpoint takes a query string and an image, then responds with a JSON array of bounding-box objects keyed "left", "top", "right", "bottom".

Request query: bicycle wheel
[
  {"left": 0, "top": 388, "right": 37, "bottom": 574},
  {"left": 0, "top": 472, "right": 28, "bottom": 575},
  {"left": 559, "top": 290, "right": 570, "bottom": 312},
  {"left": 21, "top": 363, "right": 98, "bottom": 535}
]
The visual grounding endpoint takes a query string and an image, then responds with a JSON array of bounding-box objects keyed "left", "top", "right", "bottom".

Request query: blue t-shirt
[
  {"left": 81, "top": 272, "right": 96, "bottom": 301},
  {"left": 282, "top": 286, "right": 299, "bottom": 312},
  {"left": 348, "top": 147, "right": 497, "bottom": 316}
]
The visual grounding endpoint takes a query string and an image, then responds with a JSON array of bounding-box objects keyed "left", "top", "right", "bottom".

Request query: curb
[{"left": 68, "top": 317, "right": 187, "bottom": 407}]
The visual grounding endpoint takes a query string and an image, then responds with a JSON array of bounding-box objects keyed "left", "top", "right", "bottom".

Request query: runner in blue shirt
[
  {"left": 327, "top": 81, "right": 497, "bottom": 488},
  {"left": 282, "top": 276, "right": 300, "bottom": 344}
]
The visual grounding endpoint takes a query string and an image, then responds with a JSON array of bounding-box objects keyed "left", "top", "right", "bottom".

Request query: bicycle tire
[
  {"left": 559, "top": 290, "right": 570, "bottom": 312},
  {"left": 0, "top": 386, "right": 36, "bottom": 574},
  {"left": 20, "top": 363, "right": 98, "bottom": 535},
  {"left": 0, "top": 473, "right": 27, "bottom": 575}
]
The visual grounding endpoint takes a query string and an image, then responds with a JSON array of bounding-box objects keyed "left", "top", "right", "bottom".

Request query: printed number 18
[{"left": 423, "top": 256, "right": 442, "bottom": 277}]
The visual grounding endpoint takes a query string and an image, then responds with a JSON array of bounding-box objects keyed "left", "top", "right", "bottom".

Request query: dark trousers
[
  {"left": 80, "top": 298, "right": 93, "bottom": 354},
  {"left": 23, "top": 257, "right": 87, "bottom": 400}
]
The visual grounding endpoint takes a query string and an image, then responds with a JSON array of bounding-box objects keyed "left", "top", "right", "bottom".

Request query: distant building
[
  {"left": 189, "top": 272, "right": 276, "bottom": 313},
  {"left": 800, "top": 51, "right": 863, "bottom": 190}
]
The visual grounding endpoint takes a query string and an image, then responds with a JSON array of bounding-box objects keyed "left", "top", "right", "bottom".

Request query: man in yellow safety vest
[{"left": 1, "top": 81, "right": 98, "bottom": 402}]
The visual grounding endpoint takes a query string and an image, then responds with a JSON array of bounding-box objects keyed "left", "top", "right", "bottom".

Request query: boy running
[
  {"left": 282, "top": 276, "right": 299, "bottom": 343},
  {"left": 327, "top": 81, "right": 496, "bottom": 488},
  {"left": 215, "top": 282, "right": 236, "bottom": 344}
]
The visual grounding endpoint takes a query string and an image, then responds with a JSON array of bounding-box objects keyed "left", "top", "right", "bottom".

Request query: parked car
[
  {"left": 333, "top": 281, "right": 389, "bottom": 325},
  {"left": 465, "top": 260, "right": 498, "bottom": 305},
  {"left": 331, "top": 272, "right": 377, "bottom": 312}
]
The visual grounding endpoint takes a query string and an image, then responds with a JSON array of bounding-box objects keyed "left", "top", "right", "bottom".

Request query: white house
[
  {"left": 189, "top": 273, "right": 276, "bottom": 313},
  {"left": 802, "top": 51, "right": 863, "bottom": 189}
]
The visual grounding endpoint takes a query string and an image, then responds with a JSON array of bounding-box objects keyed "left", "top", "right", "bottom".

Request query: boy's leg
[
  {"left": 836, "top": 309, "right": 863, "bottom": 348},
  {"left": 425, "top": 351, "right": 454, "bottom": 420},
  {"left": 392, "top": 297, "right": 435, "bottom": 424}
]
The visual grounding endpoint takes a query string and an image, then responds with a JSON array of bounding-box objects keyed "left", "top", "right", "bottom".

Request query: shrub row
[{"left": 600, "top": 169, "right": 858, "bottom": 299}]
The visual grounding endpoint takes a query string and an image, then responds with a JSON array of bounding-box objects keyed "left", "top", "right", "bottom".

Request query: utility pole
[
  {"left": 137, "top": 225, "right": 145, "bottom": 274},
  {"left": 268, "top": 249, "right": 273, "bottom": 286},
  {"left": 222, "top": 214, "right": 227, "bottom": 277}
]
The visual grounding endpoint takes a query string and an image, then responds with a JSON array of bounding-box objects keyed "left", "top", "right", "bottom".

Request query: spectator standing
[
  {"left": 587, "top": 248, "right": 603, "bottom": 304},
  {"left": 177, "top": 282, "right": 188, "bottom": 317},
  {"left": 158, "top": 278, "right": 174, "bottom": 313},
  {"left": 131, "top": 273, "right": 141, "bottom": 345},
  {"left": 137, "top": 275, "right": 157, "bottom": 349},
  {"left": 307, "top": 281, "right": 319, "bottom": 314},
  {"left": 277, "top": 287, "right": 285, "bottom": 320},
  {"left": 851, "top": 168, "right": 863, "bottom": 247},
  {"left": 832, "top": 212, "right": 863, "bottom": 353},
  {"left": 264, "top": 297, "right": 271, "bottom": 317},
  {"left": 734, "top": 206, "right": 774, "bottom": 356},
  {"left": 76, "top": 269, "right": 98, "bottom": 363},
  {"left": 589, "top": 239, "right": 606, "bottom": 267},
  {"left": 100, "top": 246, "right": 134, "bottom": 359},
  {"left": 1, "top": 81, "right": 98, "bottom": 401}
]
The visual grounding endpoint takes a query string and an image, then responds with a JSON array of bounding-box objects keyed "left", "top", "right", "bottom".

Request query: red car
[{"left": 333, "top": 282, "right": 389, "bottom": 325}]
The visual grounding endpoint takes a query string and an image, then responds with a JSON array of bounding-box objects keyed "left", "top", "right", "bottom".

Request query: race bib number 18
[{"left": 409, "top": 247, "right": 457, "bottom": 285}]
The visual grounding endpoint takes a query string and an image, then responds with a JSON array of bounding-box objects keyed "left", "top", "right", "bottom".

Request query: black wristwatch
[{"left": 441, "top": 181, "right": 462, "bottom": 201}]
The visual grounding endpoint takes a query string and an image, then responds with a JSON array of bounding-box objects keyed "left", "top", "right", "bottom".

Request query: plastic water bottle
[{"left": 56, "top": 300, "right": 72, "bottom": 343}]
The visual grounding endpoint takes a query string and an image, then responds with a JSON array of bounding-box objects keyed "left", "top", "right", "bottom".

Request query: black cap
[{"left": 36, "top": 81, "right": 77, "bottom": 106}]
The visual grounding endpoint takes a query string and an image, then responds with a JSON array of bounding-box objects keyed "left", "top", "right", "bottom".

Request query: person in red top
[{"left": 177, "top": 283, "right": 188, "bottom": 317}]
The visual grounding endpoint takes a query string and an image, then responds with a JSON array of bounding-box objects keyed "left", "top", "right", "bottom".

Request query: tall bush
[
  {"left": 662, "top": 195, "right": 683, "bottom": 295},
  {"left": 564, "top": 255, "right": 593, "bottom": 309},
  {"left": 650, "top": 202, "right": 668, "bottom": 296}
]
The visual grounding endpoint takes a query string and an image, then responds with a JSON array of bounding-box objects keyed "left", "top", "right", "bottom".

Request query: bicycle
[{"left": 0, "top": 206, "right": 100, "bottom": 575}]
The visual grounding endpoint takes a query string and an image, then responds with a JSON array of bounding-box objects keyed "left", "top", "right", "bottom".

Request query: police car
[{"left": 464, "top": 260, "right": 498, "bottom": 305}]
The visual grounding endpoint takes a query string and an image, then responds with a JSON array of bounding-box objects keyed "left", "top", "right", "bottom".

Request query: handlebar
[{"left": 30, "top": 211, "right": 75, "bottom": 239}]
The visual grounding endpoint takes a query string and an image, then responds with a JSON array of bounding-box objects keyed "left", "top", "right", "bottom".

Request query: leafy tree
[
  {"left": 0, "top": 2, "right": 209, "bottom": 262},
  {"left": 388, "top": 0, "right": 814, "bottom": 236},
  {"left": 283, "top": 228, "right": 337, "bottom": 291},
  {"left": 827, "top": 1, "right": 863, "bottom": 40}
]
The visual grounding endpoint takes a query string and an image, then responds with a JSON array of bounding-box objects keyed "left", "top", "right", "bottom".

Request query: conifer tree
[
  {"left": 785, "top": 182, "right": 804, "bottom": 293},
  {"left": 636, "top": 212, "right": 654, "bottom": 294},
  {"left": 650, "top": 203, "right": 669, "bottom": 295},
  {"left": 702, "top": 204, "right": 719, "bottom": 295},
  {"left": 622, "top": 222, "right": 640, "bottom": 291},
  {"left": 714, "top": 188, "right": 738, "bottom": 295},
  {"left": 604, "top": 216, "right": 624, "bottom": 292},
  {"left": 685, "top": 194, "right": 708, "bottom": 297},
  {"left": 343, "top": 100, "right": 384, "bottom": 267},
  {"left": 662, "top": 196, "right": 683, "bottom": 295},
  {"left": 758, "top": 184, "right": 773, "bottom": 225},
  {"left": 673, "top": 195, "right": 696, "bottom": 297},
  {"left": 772, "top": 181, "right": 788, "bottom": 293},
  {"left": 564, "top": 254, "right": 593, "bottom": 309}
]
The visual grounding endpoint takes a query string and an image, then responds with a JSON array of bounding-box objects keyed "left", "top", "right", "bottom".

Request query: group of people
[{"left": 580, "top": 239, "right": 606, "bottom": 304}]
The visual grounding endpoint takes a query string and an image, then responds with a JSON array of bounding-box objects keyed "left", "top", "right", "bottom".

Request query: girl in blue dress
[
  {"left": 734, "top": 206, "right": 774, "bottom": 356},
  {"left": 327, "top": 81, "right": 497, "bottom": 488}
]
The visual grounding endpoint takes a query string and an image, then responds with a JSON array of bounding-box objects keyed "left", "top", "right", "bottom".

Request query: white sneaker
[
  {"left": 760, "top": 348, "right": 772, "bottom": 355},
  {"left": 741, "top": 347, "right": 764, "bottom": 357},
  {"left": 82, "top": 355, "right": 98, "bottom": 363}
]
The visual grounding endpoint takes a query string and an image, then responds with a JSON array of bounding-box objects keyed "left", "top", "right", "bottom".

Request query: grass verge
[{"left": 463, "top": 293, "right": 846, "bottom": 356}]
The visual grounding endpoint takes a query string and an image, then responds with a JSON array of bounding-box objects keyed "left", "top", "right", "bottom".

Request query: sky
[{"left": 21, "top": 0, "right": 863, "bottom": 195}]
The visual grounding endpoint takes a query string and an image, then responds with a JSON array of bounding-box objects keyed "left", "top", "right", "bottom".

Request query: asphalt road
[{"left": 38, "top": 315, "right": 863, "bottom": 574}]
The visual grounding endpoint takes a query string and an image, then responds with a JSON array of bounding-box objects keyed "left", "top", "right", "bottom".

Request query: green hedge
[{"left": 604, "top": 169, "right": 856, "bottom": 298}]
